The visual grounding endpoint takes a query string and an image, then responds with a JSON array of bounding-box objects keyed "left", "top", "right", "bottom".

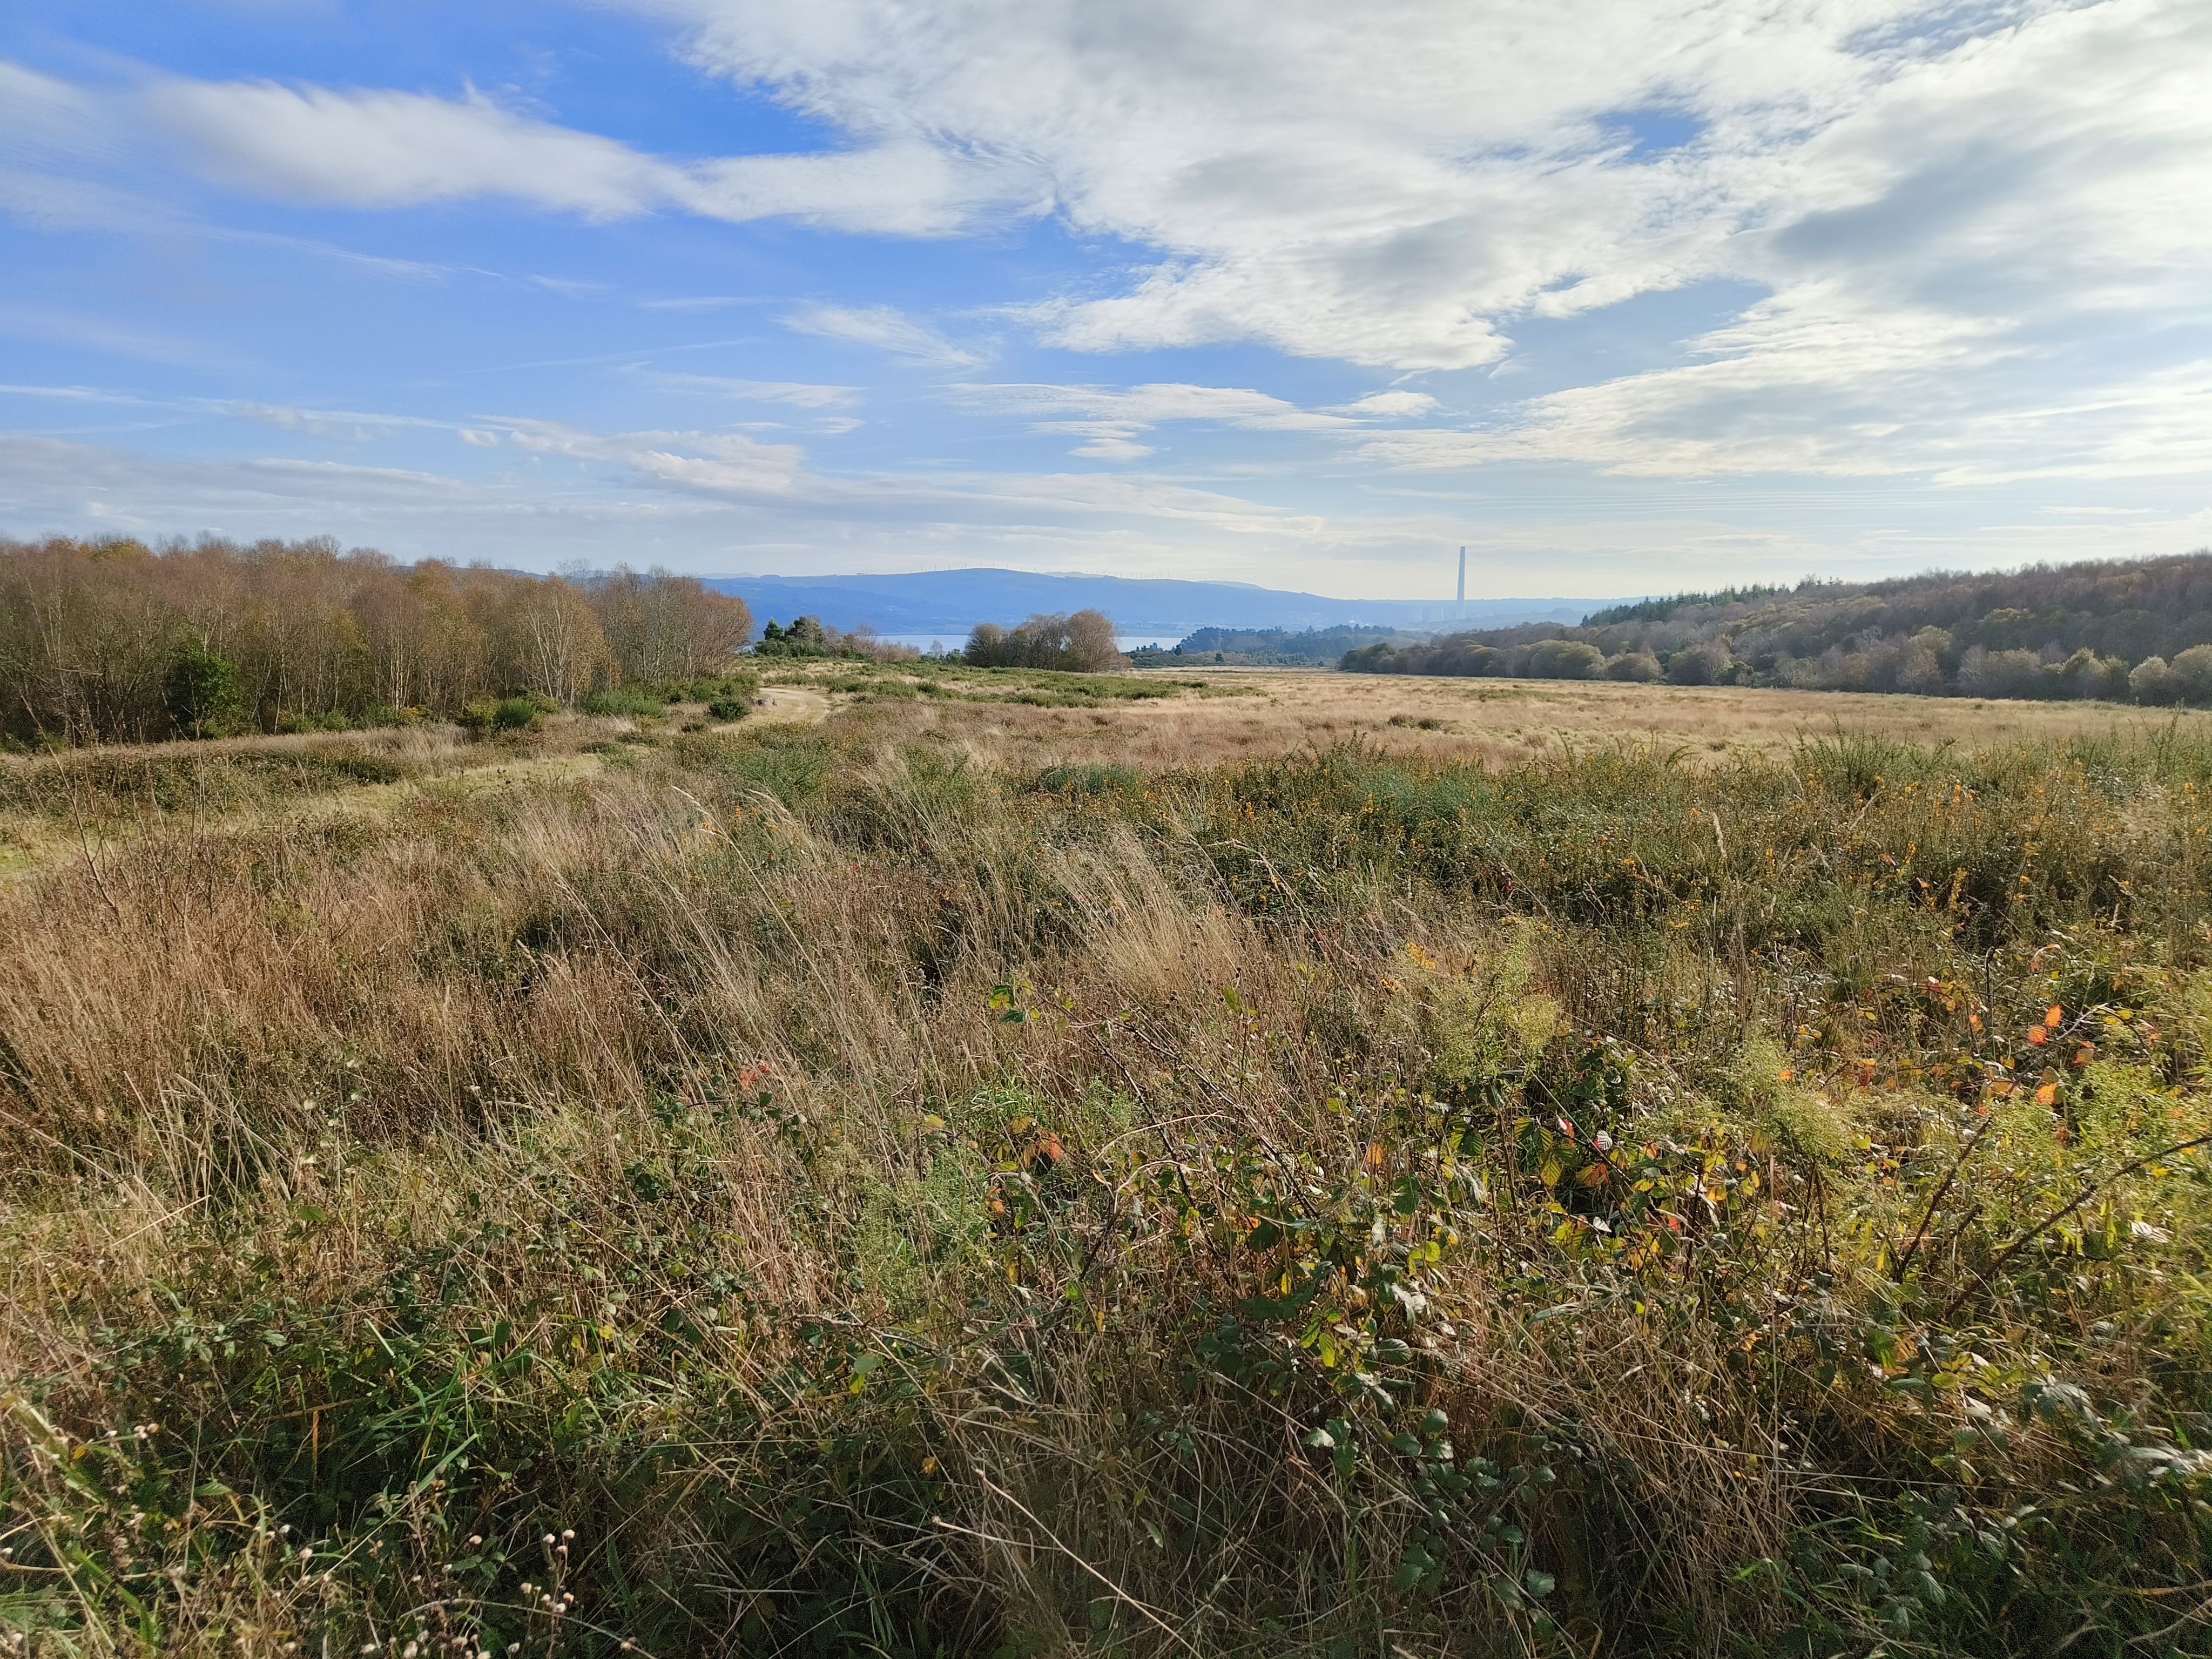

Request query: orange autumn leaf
[
  {"left": 2045, "top": 1005, "right": 2063, "bottom": 1028},
  {"left": 2026, "top": 1027, "right": 2047, "bottom": 1046},
  {"left": 2036, "top": 1083, "right": 2059, "bottom": 1107}
]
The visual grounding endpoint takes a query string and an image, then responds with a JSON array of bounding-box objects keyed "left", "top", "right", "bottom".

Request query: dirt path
[{"left": 748, "top": 686, "right": 832, "bottom": 725}]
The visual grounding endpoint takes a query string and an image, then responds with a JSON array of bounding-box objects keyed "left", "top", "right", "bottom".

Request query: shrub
[
  {"left": 458, "top": 694, "right": 551, "bottom": 734},
  {"left": 2131, "top": 655, "right": 2179, "bottom": 704},
  {"left": 1663, "top": 638, "right": 1733, "bottom": 685},
  {"left": 580, "top": 689, "right": 667, "bottom": 719},
  {"left": 1958, "top": 645, "right": 2049, "bottom": 699},
  {"left": 1603, "top": 650, "right": 1662, "bottom": 682},
  {"left": 162, "top": 637, "right": 241, "bottom": 738},
  {"left": 1522, "top": 638, "right": 1603, "bottom": 679},
  {"left": 2173, "top": 642, "right": 2212, "bottom": 705}
]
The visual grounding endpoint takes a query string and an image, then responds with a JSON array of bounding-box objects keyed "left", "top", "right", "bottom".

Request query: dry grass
[
  {"left": 4, "top": 691, "right": 2212, "bottom": 1657},
  {"left": 788, "top": 662, "right": 2212, "bottom": 770}
]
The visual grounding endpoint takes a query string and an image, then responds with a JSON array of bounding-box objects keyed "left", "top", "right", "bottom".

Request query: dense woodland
[
  {"left": 1346, "top": 550, "right": 2212, "bottom": 702},
  {"left": 0, "top": 536, "right": 753, "bottom": 745}
]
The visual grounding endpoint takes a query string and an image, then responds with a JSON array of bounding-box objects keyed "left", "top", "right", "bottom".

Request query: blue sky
[{"left": 2, "top": 0, "right": 2209, "bottom": 599}]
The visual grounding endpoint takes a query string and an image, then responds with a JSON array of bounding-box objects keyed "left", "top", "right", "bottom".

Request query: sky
[{"left": 2, "top": 0, "right": 2209, "bottom": 601}]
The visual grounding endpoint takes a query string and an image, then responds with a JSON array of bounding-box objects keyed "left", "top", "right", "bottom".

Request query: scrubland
[{"left": 4, "top": 669, "right": 2212, "bottom": 1658}]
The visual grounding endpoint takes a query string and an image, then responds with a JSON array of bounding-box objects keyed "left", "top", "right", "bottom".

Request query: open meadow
[
  {"left": 5, "top": 667, "right": 2212, "bottom": 1658},
  {"left": 757, "top": 663, "right": 2212, "bottom": 769}
]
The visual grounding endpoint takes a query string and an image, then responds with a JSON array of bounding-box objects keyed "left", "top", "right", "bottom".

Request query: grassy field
[
  {"left": 5, "top": 672, "right": 2212, "bottom": 1657},
  {"left": 769, "top": 660, "right": 2212, "bottom": 768}
]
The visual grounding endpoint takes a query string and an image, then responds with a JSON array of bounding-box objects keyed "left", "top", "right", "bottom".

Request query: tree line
[
  {"left": 1137, "top": 623, "right": 1405, "bottom": 666},
  {"left": 1344, "top": 550, "right": 2212, "bottom": 703},
  {"left": 753, "top": 615, "right": 919, "bottom": 662},
  {"left": 1, "top": 536, "right": 752, "bottom": 745},
  {"left": 963, "top": 610, "right": 1124, "bottom": 671}
]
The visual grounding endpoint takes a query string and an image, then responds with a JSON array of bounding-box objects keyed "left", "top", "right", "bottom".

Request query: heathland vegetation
[
  {"left": 1345, "top": 551, "right": 2212, "bottom": 704},
  {"left": 4, "top": 646, "right": 2212, "bottom": 1656}
]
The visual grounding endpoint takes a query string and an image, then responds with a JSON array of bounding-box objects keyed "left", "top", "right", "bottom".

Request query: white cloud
[
  {"left": 484, "top": 417, "right": 812, "bottom": 497},
  {"left": 783, "top": 302, "right": 981, "bottom": 365},
  {"left": 126, "top": 73, "right": 1042, "bottom": 236},
  {"left": 1, "top": 62, "right": 1028, "bottom": 241},
  {"left": 950, "top": 381, "right": 1440, "bottom": 456},
  {"left": 1336, "top": 391, "right": 1438, "bottom": 420},
  {"left": 683, "top": 140, "right": 1046, "bottom": 235},
  {"left": 143, "top": 80, "right": 676, "bottom": 215},
  {"left": 626, "top": 0, "right": 1814, "bottom": 365},
  {"left": 619, "top": 0, "right": 2212, "bottom": 473},
  {"left": 8, "top": 0, "right": 2211, "bottom": 496},
  {"left": 1359, "top": 300, "right": 2212, "bottom": 487},
  {"left": 14, "top": 413, "right": 2212, "bottom": 596},
  {"left": 1065, "top": 433, "right": 1155, "bottom": 461},
  {"left": 0, "top": 61, "right": 96, "bottom": 146},
  {"left": 648, "top": 373, "right": 860, "bottom": 408}
]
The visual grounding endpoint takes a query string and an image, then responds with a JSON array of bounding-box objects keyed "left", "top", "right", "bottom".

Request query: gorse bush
[{"left": 4, "top": 719, "right": 2212, "bottom": 1656}]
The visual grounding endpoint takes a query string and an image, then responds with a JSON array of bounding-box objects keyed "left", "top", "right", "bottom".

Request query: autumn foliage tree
[
  {"left": 0, "top": 536, "right": 752, "bottom": 746},
  {"left": 1347, "top": 550, "right": 2212, "bottom": 701},
  {"left": 577, "top": 565, "right": 754, "bottom": 683},
  {"left": 963, "top": 609, "right": 1124, "bottom": 671}
]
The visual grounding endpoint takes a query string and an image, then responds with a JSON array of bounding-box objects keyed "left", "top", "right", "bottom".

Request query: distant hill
[
  {"left": 703, "top": 569, "right": 1611, "bottom": 638},
  {"left": 1341, "top": 551, "right": 2212, "bottom": 703}
]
